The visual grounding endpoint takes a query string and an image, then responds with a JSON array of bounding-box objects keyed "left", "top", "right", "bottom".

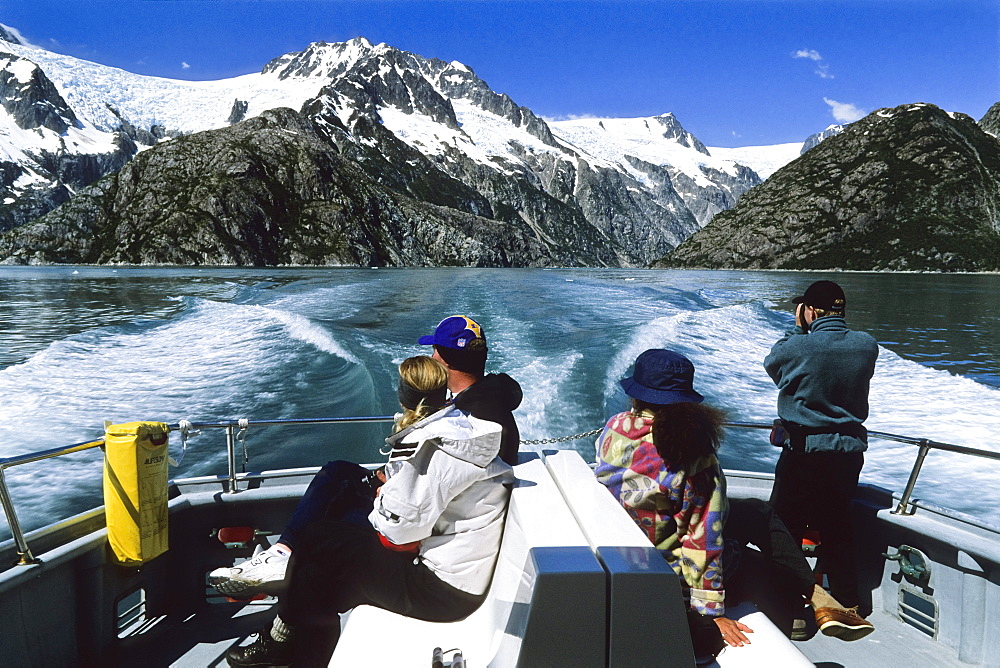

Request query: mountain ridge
[
  {"left": 3, "top": 29, "right": 991, "bottom": 271},
  {"left": 0, "top": 32, "right": 771, "bottom": 266},
  {"left": 658, "top": 103, "right": 1000, "bottom": 272}
]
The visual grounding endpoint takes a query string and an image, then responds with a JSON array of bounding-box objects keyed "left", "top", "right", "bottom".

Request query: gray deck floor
[
  {"left": 797, "top": 608, "right": 961, "bottom": 668},
  {"left": 155, "top": 603, "right": 962, "bottom": 667},
  {"left": 117, "top": 597, "right": 277, "bottom": 667}
]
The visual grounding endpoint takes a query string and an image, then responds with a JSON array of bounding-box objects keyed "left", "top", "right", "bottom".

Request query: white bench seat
[
  {"left": 542, "top": 449, "right": 812, "bottom": 668},
  {"left": 331, "top": 453, "right": 607, "bottom": 666}
]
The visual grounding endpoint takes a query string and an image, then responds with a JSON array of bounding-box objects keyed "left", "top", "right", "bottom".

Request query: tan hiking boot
[{"left": 814, "top": 606, "right": 874, "bottom": 641}]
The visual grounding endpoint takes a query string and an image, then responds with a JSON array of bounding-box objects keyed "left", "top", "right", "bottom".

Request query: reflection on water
[{"left": 842, "top": 273, "right": 999, "bottom": 387}]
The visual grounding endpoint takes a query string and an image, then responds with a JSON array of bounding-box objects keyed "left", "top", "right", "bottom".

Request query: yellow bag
[{"left": 103, "top": 421, "right": 171, "bottom": 564}]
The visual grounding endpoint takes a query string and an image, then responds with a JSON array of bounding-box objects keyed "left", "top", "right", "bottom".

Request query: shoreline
[{"left": 1, "top": 262, "right": 999, "bottom": 276}]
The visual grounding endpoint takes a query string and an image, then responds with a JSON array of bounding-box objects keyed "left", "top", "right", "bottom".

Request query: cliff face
[
  {"left": 660, "top": 103, "right": 1000, "bottom": 272},
  {"left": 0, "top": 36, "right": 760, "bottom": 267},
  {"left": 980, "top": 102, "right": 1000, "bottom": 137},
  {"left": 0, "top": 109, "right": 577, "bottom": 266},
  {"left": 0, "top": 50, "right": 138, "bottom": 233}
]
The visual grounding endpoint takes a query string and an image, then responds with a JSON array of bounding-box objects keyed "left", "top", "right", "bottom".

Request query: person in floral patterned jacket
[{"left": 595, "top": 348, "right": 753, "bottom": 651}]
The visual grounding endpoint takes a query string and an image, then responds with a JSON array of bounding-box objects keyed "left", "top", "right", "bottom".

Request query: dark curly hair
[{"left": 633, "top": 399, "right": 726, "bottom": 471}]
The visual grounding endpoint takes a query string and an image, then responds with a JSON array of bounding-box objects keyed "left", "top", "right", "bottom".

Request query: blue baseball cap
[
  {"left": 620, "top": 349, "right": 704, "bottom": 405},
  {"left": 418, "top": 315, "right": 487, "bottom": 351}
]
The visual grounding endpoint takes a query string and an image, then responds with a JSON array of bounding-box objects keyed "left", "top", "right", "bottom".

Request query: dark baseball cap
[{"left": 792, "top": 280, "right": 846, "bottom": 312}]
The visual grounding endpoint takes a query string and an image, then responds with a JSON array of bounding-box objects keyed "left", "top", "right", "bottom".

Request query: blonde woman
[
  {"left": 222, "top": 355, "right": 514, "bottom": 666},
  {"left": 210, "top": 356, "right": 449, "bottom": 597}
]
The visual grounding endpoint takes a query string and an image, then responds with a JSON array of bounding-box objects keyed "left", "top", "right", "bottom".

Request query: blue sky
[{"left": 3, "top": 0, "right": 997, "bottom": 147}]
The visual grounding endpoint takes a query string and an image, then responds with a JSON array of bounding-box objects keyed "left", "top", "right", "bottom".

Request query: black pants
[
  {"left": 769, "top": 449, "right": 864, "bottom": 608},
  {"left": 725, "top": 498, "right": 817, "bottom": 635},
  {"left": 279, "top": 460, "right": 378, "bottom": 550},
  {"left": 279, "top": 519, "right": 486, "bottom": 667}
]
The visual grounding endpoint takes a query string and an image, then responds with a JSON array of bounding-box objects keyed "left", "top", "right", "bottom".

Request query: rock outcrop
[
  {"left": 659, "top": 103, "right": 1000, "bottom": 272},
  {"left": 980, "top": 102, "right": 1000, "bottom": 137},
  {"left": 0, "top": 109, "right": 584, "bottom": 266},
  {"left": 0, "top": 51, "right": 138, "bottom": 233}
]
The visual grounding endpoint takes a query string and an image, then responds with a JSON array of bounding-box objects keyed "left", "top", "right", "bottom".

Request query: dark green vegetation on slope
[
  {"left": 0, "top": 109, "right": 590, "bottom": 266},
  {"left": 659, "top": 103, "right": 1000, "bottom": 272}
]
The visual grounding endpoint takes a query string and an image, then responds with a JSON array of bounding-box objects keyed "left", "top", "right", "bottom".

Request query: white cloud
[
  {"left": 541, "top": 113, "right": 603, "bottom": 122},
  {"left": 181, "top": 61, "right": 191, "bottom": 70},
  {"left": 0, "top": 23, "right": 38, "bottom": 48},
  {"left": 824, "top": 97, "right": 866, "bottom": 123},
  {"left": 793, "top": 49, "right": 834, "bottom": 78},
  {"left": 792, "top": 49, "right": 823, "bottom": 61}
]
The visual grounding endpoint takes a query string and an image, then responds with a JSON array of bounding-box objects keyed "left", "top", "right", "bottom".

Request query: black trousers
[
  {"left": 769, "top": 449, "right": 864, "bottom": 608},
  {"left": 279, "top": 460, "right": 378, "bottom": 549},
  {"left": 725, "top": 498, "right": 817, "bottom": 635},
  {"left": 279, "top": 518, "right": 486, "bottom": 667}
]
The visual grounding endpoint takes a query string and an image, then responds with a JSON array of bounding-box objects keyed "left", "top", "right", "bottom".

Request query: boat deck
[
  {"left": 115, "top": 588, "right": 966, "bottom": 667},
  {"left": 797, "top": 608, "right": 963, "bottom": 668},
  {"left": 4, "top": 455, "right": 999, "bottom": 667}
]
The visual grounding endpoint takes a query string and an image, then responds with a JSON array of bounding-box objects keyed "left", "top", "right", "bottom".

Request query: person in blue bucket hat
[
  {"left": 595, "top": 349, "right": 871, "bottom": 661},
  {"left": 596, "top": 349, "right": 749, "bottom": 658},
  {"left": 618, "top": 348, "right": 705, "bottom": 405}
]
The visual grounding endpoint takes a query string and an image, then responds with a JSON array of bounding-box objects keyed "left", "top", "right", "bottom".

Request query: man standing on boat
[
  {"left": 764, "top": 280, "right": 878, "bottom": 639},
  {"left": 418, "top": 315, "right": 523, "bottom": 466}
]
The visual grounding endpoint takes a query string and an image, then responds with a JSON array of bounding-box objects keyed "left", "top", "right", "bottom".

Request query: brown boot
[{"left": 814, "top": 606, "right": 874, "bottom": 641}]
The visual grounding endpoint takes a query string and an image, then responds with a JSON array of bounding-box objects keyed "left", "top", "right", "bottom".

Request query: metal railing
[
  {"left": 724, "top": 421, "right": 1000, "bottom": 515},
  {"left": 2, "top": 417, "right": 999, "bottom": 566},
  {"left": 0, "top": 415, "right": 394, "bottom": 565}
]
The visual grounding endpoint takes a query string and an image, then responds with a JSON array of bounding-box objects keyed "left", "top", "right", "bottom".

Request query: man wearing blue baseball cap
[{"left": 419, "top": 315, "right": 522, "bottom": 465}]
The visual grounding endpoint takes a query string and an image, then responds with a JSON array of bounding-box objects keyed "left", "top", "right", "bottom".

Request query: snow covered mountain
[
  {"left": 705, "top": 143, "right": 803, "bottom": 180},
  {"left": 1, "top": 29, "right": 769, "bottom": 266},
  {"left": 549, "top": 115, "right": 758, "bottom": 226}
]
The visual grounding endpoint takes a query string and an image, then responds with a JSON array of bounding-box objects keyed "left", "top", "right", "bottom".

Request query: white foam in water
[
  {"left": 260, "top": 306, "right": 359, "bottom": 364},
  {"left": 511, "top": 352, "right": 584, "bottom": 448},
  {"left": 865, "top": 348, "right": 1000, "bottom": 520},
  {"left": 4, "top": 270, "right": 999, "bottom": 537},
  {"left": 611, "top": 301, "right": 1000, "bottom": 524},
  {"left": 0, "top": 298, "right": 362, "bottom": 534}
]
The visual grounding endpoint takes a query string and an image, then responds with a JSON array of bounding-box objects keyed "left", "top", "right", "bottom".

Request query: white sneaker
[{"left": 209, "top": 543, "right": 290, "bottom": 597}]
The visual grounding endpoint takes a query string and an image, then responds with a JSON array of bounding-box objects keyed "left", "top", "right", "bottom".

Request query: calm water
[{"left": 1, "top": 267, "right": 998, "bottom": 539}]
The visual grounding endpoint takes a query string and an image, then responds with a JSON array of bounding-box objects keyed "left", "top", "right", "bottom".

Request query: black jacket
[{"left": 453, "top": 373, "right": 523, "bottom": 466}]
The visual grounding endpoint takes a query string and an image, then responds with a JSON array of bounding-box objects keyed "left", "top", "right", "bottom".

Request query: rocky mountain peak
[
  {"left": 265, "top": 37, "right": 561, "bottom": 149},
  {"left": 980, "top": 101, "right": 1000, "bottom": 137},
  {"left": 800, "top": 124, "right": 844, "bottom": 154},
  {"left": 649, "top": 113, "right": 709, "bottom": 154},
  {"left": 262, "top": 37, "right": 378, "bottom": 80},
  {"left": 660, "top": 102, "right": 1000, "bottom": 271},
  {"left": 0, "top": 24, "right": 23, "bottom": 45},
  {"left": 0, "top": 52, "right": 78, "bottom": 132}
]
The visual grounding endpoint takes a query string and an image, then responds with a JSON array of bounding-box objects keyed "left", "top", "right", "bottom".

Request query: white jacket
[{"left": 369, "top": 406, "right": 514, "bottom": 595}]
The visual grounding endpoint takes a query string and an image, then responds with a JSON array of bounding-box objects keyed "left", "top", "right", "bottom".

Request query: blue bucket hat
[
  {"left": 620, "top": 349, "right": 704, "bottom": 405},
  {"left": 418, "top": 315, "right": 487, "bottom": 351}
]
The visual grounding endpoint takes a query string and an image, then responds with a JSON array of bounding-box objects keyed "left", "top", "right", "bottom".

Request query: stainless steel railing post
[
  {"left": 0, "top": 467, "right": 39, "bottom": 565},
  {"left": 893, "top": 439, "right": 932, "bottom": 515},
  {"left": 225, "top": 423, "right": 238, "bottom": 494}
]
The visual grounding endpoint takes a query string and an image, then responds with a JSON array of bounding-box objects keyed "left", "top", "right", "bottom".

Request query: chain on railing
[{"left": 520, "top": 428, "right": 604, "bottom": 446}]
